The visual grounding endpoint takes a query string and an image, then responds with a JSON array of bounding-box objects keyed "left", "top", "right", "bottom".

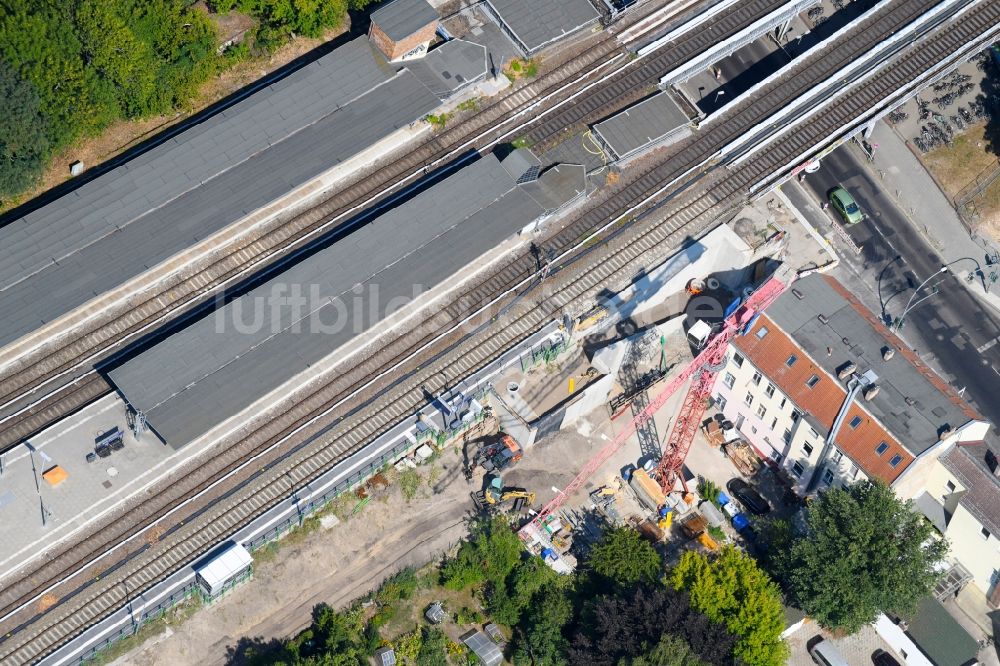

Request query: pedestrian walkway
[{"left": 858, "top": 122, "right": 1000, "bottom": 311}]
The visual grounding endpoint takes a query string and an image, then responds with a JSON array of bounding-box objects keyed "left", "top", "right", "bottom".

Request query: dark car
[
  {"left": 726, "top": 478, "right": 771, "bottom": 516},
  {"left": 871, "top": 650, "right": 902, "bottom": 666}
]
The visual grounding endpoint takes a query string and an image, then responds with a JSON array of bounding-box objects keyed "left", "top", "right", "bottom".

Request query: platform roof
[
  {"left": 108, "top": 154, "right": 552, "bottom": 448},
  {"left": 763, "top": 274, "right": 975, "bottom": 456},
  {"left": 406, "top": 39, "right": 488, "bottom": 99},
  {"left": 484, "top": 0, "right": 600, "bottom": 55},
  {"left": 520, "top": 164, "right": 587, "bottom": 212},
  {"left": 371, "top": 0, "right": 439, "bottom": 42},
  {"left": 592, "top": 92, "right": 690, "bottom": 160},
  {"left": 194, "top": 542, "right": 253, "bottom": 594},
  {"left": 0, "top": 37, "right": 448, "bottom": 350}
]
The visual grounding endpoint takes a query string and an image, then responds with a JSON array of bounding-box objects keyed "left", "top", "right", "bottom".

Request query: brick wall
[{"left": 369, "top": 20, "right": 437, "bottom": 61}]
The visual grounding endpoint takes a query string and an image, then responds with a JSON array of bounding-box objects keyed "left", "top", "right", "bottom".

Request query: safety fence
[
  {"left": 519, "top": 336, "right": 570, "bottom": 372},
  {"left": 75, "top": 388, "right": 493, "bottom": 665}
]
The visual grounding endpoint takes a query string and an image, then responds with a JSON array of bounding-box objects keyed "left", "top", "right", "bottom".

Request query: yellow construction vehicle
[{"left": 472, "top": 474, "right": 535, "bottom": 512}]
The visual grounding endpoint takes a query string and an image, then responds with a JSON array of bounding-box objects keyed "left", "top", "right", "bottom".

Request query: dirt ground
[
  {"left": 115, "top": 409, "right": 605, "bottom": 666},
  {"left": 920, "top": 123, "right": 1000, "bottom": 232},
  {"left": 3, "top": 25, "right": 346, "bottom": 215}
]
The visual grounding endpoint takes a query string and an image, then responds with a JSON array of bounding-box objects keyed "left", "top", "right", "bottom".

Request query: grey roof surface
[
  {"left": 941, "top": 442, "right": 1000, "bottom": 536},
  {"left": 460, "top": 630, "right": 503, "bottom": 666},
  {"left": 404, "top": 39, "right": 488, "bottom": 99},
  {"left": 484, "top": 0, "right": 599, "bottom": 53},
  {"left": 108, "top": 155, "right": 547, "bottom": 448},
  {"left": 912, "top": 490, "right": 948, "bottom": 534},
  {"left": 766, "top": 275, "right": 972, "bottom": 455},
  {"left": 371, "top": 0, "right": 438, "bottom": 42},
  {"left": 520, "top": 164, "right": 587, "bottom": 212},
  {"left": 0, "top": 39, "right": 445, "bottom": 350},
  {"left": 592, "top": 92, "right": 690, "bottom": 159},
  {"left": 902, "top": 597, "right": 978, "bottom": 666},
  {"left": 500, "top": 148, "right": 542, "bottom": 182}
]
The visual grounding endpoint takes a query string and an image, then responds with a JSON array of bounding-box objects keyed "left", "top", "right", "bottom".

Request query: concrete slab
[{"left": 0, "top": 394, "right": 167, "bottom": 579}]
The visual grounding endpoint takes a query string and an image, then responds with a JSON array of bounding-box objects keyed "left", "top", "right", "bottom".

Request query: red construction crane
[{"left": 521, "top": 276, "right": 787, "bottom": 535}]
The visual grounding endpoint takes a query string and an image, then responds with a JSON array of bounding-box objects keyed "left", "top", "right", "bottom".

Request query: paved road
[{"left": 786, "top": 145, "right": 1000, "bottom": 427}]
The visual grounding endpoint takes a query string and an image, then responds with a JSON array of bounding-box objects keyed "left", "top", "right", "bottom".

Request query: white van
[{"left": 808, "top": 639, "right": 849, "bottom": 666}]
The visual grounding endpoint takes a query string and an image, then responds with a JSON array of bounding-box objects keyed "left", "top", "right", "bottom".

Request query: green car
[{"left": 828, "top": 186, "right": 864, "bottom": 225}]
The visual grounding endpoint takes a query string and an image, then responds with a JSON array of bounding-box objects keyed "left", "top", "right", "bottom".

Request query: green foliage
[
  {"left": 425, "top": 112, "right": 452, "bottom": 130},
  {"left": 696, "top": 478, "right": 721, "bottom": 508},
  {"left": 489, "top": 555, "right": 558, "bottom": 625},
  {"left": 456, "top": 97, "right": 480, "bottom": 113},
  {"left": 416, "top": 627, "right": 449, "bottom": 666},
  {"left": 772, "top": 480, "right": 947, "bottom": 633},
  {"left": 394, "top": 626, "right": 424, "bottom": 663},
  {"left": 0, "top": 61, "right": 50, "bottom": 199},
  {"left": 511, "top": 136, "right": 534, "bottom": 150},
  {"left": 512, "top": 581, "right": 573, "bottom": 666},
  {"left": 454, "top": 606, "right": 484, "bottom": 625},
  {"left": 588, "top": 527, "right": 662, "bottom": 587},
  {"left": 670, "top": 546, "right": 788, "bottom": 666},
  {"left": 399, "top": 468, "right": 422, "bottom": 501},
  {"left": 0, "top": 0, "right": 219, "bottom": 199},
  {"left": 626, "top": 633, "right": 710, "bottom": 666},
  {"left": 377, "top": 568, "right": 419, "bottom": 604},
  {"left": 706, "top": 525, "right": 727, "bottom": 544},
  {"left": 441, "top": 517, "right": 522, "bottom": 591},
  {"left": 220, "top": 0, "right": 348, "bottom": 53}
]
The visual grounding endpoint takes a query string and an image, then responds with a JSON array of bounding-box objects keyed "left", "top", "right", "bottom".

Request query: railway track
[
  {"left": 2, "top": 0, "right": 996, "bottom": 661},
  {"left": 0, "top": 0, "right": 784, "bottom": 452}
]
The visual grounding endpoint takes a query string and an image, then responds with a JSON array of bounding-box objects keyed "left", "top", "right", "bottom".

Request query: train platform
[{"left": 0, "top": 394, "right": 167, "bottom": 583}]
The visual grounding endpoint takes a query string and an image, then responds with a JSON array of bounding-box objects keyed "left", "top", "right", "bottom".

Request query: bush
[{"left": 399, "top": 468, "right": 422, "bottom": 501}]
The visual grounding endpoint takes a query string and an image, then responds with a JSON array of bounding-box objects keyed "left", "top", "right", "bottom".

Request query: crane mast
[{"left": 521, "top": 276, "right": 787, "bottom": 535}]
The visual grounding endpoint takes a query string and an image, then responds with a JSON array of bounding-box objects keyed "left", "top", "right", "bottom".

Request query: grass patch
[
  {"left": 920, "top": 122, "right": 1000, "bottom": 233},
  {"left": 707, "top": 524, "right": 727, "bottom": 544},
  {"left": 511, "top": 136, "right": 534, "bottom": 150},
  {"left": 456, "top": 97, "right": 480, "bottom": 113},
  {"left": 504, "top": 57, "right": 539, "bottom": 81},
  {"left": 399, "top": 468, "right": 423, "bottom": 502},
  {"left": 425, "top": 112, "right": 453, "bottom": 130}
]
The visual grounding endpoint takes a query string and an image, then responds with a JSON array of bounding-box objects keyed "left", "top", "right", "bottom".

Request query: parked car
[
  {"left": 726, "top": 478, "right": 771, "bottom": 516},
  {"left": 871, "top": 649, "right": 902, "bottom": 666},
  {"left": 809, "top": 639, "right": 849, "bottom": 666},
  {"left": 828, "top": 186, "right": 864, "bottom": 225}
]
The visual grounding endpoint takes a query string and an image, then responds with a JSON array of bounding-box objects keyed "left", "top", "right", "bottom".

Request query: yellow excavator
[{"left": 472, "top": 474, "right": 536, "bottom": 513}]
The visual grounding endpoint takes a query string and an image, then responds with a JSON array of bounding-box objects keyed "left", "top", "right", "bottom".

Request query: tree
[
  {"left": 567, "top": 586, "right": 737, "bottom": 666},
  {"left": 513, "top": 581, "right": 573, "bottom": 666},
  {"left": 773, "top": 480, "right": 947, "bottom": 633},
  {"left": 416, "top": 627, "right": 448, "bottom": 666},
  {"left": 441, "top": 517, "right": 522, "bottom": 591},
  {"left": 669, "top": 547, "right": 788, "bottom": 666},
  {"left": 587, "top": 527, "right": 662, "bottom": 588},
  {"left": 490, "top": 553, "right": 558, "bottom": 625},
  {"left": 0, "top": 61, "right": 50, "bottom": 199},
  {"left": 627, "top": 633, "right": 709, "bottom": 666}
]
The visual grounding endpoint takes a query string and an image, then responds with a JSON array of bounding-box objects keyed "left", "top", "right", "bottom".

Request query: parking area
[{"left": 786, "top": 624, "right": 902, "bottom": 666}]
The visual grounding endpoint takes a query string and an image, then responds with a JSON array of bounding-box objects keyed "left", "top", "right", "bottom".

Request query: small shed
[
  {"left": 461, "top": 629, "right": 503, "bottom": 666},
  {"left": 194, "top": 542, "right": 253, "bottom": 598},
  {"left": 369, "top": 0, "right": 439, "bottom": 62},
  {"left": 484, "top": 622, "right": 505, "bottom": 645},
  {"left": 373, "top": 646, "right": 397, "bottom": 666},
  {"left": 425, "top": 601, "right": 446, "bottom": 624}
]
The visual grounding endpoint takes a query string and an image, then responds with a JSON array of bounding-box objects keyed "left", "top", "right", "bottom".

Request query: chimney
[
  {"left": 838, "top": 362, "right": 857, "bottom": 380},
  {"left": 817, "top": 314, "right": 829, "bottom": 324},
  {"left": 882, "top": 347, "right": 895, "bottom": 361},
  {"left": 905, "top": 397, "right": 915, "bottom": 406},
  {"left": 863, "top": 385, "right": 880, "bottom": 401}
]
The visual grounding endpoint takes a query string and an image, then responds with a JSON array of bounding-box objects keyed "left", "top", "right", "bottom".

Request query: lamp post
[{"left": 893, "top": 267, "right": 948, "bottom": 332}]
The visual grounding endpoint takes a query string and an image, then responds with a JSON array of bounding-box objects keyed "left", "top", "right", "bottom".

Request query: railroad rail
[
  {"left": 0, "top": 0, "right": 784, "bottom": 452},
  {"left": 2, "top": 0, "right": 996, "bottom": 661}
]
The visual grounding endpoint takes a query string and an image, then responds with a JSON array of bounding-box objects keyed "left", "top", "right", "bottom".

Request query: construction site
[{"left": 110, "top": 189, "right": 833, "bottom": 664}]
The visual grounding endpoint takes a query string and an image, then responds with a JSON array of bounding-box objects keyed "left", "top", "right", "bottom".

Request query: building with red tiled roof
[{"left": 711, "top": 274, "right": 989, "bottom": 497}]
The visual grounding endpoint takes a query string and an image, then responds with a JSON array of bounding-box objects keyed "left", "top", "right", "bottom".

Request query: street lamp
[{"left": 892, "top": 267, "right": 948, "bottom": 333}]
